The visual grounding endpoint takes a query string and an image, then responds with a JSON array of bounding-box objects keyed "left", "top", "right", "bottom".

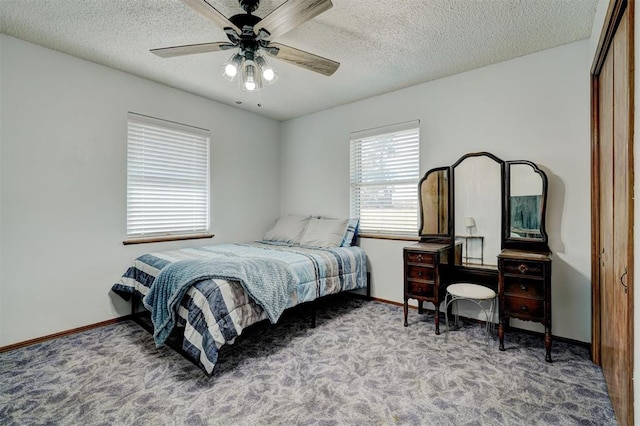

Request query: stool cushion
[{"left": 447, "top": 283, "right": 496, "bottom": 300}]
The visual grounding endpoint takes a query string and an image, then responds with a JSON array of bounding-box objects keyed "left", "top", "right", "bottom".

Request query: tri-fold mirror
[{"left": 418, "top": 152, "right": 549, "bottom": 269}]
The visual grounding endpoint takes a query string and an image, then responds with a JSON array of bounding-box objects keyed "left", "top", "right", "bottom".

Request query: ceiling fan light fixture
[
  {"left": 255, "top": 55, "right": 277, "bottom": 84},
  {"left": 153, "top": 0, "right": 340, "bottom": 94},
  {"left": 222, "top": 52, "right": 243, "bottom": 80},
  {"left": 241, "top": 60, "right": 262, "bottom": 92}
]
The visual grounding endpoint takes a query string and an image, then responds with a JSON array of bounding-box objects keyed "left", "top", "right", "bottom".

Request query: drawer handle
[
  {"left": 517, "top": 264, "right": 528, "bottom": 274},
  {"left": 417, "top": 254, "right": 424, "bottom": 262},
  {"left": 520, "top": 305, "right": 528, "bottom": 312},
  {"left": 520, "top": 284, "right": 528, "bottom": 291},
  {"left": 417, "top": 271, "right": 423, "bottom": 277}
]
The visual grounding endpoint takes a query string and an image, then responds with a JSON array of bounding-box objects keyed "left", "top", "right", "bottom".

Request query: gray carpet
[{"left": 0, "top": 296, "right": 615, "bottom": 425}]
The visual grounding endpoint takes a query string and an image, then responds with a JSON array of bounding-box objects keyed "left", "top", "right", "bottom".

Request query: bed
[{"left": 112, "top": 216, "right": 367, "bottom": 374}]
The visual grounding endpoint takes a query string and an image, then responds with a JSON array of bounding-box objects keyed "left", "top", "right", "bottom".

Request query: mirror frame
[
  {"left": 417, "top": 152, "right": 550, "bottom": 256},
  {"left": 503, "top": 160, "right": 549, "bottom": 252},
  {"left": 418, "top": 166, "right": 453, "bottom": 243}
]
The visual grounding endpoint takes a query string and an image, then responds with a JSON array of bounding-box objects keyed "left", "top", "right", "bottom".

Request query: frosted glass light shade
[{"left": 221, "top": 53, "right": 243, "bottom": 81}]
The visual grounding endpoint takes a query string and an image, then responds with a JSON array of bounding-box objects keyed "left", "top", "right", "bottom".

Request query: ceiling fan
[{"left": 151, "top": 0, "right": 340, "bottom": 92}]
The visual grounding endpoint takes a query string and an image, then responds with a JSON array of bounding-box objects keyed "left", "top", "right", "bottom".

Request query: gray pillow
[
  {"left": 263, "top": 215, "right": 310, "bottom": 244},
  {"left": 299, "top": 217, "right": 348, "bottom": 248}
]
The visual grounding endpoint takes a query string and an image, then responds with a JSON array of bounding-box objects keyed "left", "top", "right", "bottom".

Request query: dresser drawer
[
  {"left": 406, "top": 251, "right": 435, "bottom": 265},
  {"left": 408, "top": 281, "right": 434, "bottom": 297},
  {"left": 504, "top": 295, "right": 544, "bottom": 320},
  {"left": 502, "top": 260, "right": 545, "bottom": 278},
  {"left": 504, "top": 278, "right": 544, "bottom": 299},
  {"left": 498, "top": 249, "right": 552, "bottom": 361},
  {"left": 407, "top": 265, "right": 434, "bottom": 282}
]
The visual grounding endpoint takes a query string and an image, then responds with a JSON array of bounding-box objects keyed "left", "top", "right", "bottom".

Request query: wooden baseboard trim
[
  {"left": 369, "top": 297, "right": 590, "bottom": 348},
  {"left": 371, "top": 296, "right": 405, "bottom": 307},
  {"left": 0, "top": 315, "right": 133, "bottom": 353},
  {"left": 1, "top": 297, "right": 590, "bottom": 353}
]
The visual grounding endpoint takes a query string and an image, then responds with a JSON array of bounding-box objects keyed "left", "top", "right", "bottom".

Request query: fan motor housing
[
  {"left": 229, "top": 13, "right": 262, "bottom": 37},
  {"left": 229, "top": 13, "right": 261, "bottom": 28}
]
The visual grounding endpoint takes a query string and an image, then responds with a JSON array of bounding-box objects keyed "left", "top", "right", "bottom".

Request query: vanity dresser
[{"left": 404, "top": 152, "right": 553, "bottom": 362}]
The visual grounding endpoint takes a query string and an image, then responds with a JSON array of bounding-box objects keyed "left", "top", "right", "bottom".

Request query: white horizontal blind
[
  {"left": 350, "top": 121, "right": 420, "bottom": 237},
  {"left": 127, "top": 113, "right": 210, "bottom": 238}
]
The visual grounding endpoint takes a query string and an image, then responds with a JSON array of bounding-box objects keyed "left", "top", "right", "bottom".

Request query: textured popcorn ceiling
[{"left": 1, "top": 0, "right": 597, "bottom": 121}]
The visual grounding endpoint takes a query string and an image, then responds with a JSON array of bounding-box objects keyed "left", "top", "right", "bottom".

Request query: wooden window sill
[
  {"left": 358, "top": 234, "right": 419, "bottom": 242},
  {"left": 123, "top": 233, "right": 214, "bottom": 245}
]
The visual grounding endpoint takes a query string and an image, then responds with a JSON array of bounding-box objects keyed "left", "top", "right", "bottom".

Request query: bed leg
[
  {"left": 131, "top": 295, "right": 137, "bottom": 317},
  {"left": 366, "top": 272, "right": 372, "bottom": 300}
]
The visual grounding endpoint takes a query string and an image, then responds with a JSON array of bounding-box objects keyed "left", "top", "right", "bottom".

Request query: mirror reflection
[
  {"left": 419, "top": 169, "right": 449, "bottom": 235},
  {"left": 454, "top": 155, "right": 501, "bottom": 267},
  {"left": 509, "top": 163, "right": 543, "bottom": 240}
]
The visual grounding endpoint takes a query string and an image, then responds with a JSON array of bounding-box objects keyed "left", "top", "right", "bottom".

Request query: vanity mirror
[
  {"left": 503, "top": 161, "right": 549, "bottom": 252},
  {"left": 418, "top": 167, "right": 450, "bottom": 239},
  {"left": 453, "top": 153, "right": 503, "bottom": 267},
  {"left": 417, "top": 152, "right": 549, "bottom": 254}
]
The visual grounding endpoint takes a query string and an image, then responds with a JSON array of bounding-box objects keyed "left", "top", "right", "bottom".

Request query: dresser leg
[
  {"left": 545, "top": 328, "right": 552, "bottom": 363},
  {"left": 434, "top": 305, "right": 440, "bottom": 335},
  {"left": 498, "top": 322, "right": 505, "bottom": 351},
  {"left": 403, "top": 300, "right": 408, "bottom": 327},
  {"left": 418, "top": 300, "right": 424, "bottom": 314}
]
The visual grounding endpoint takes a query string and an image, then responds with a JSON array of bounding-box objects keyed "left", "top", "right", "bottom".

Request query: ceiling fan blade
[
  {"left": 151, "top": 42, "right": 235, "bottom": 58},
  {"left": 266, "top": 43, "right": 339, "bottom": 76},
  {"left": 254, "top": 0, "right": 333, "bottom": 40},
  {"left": 182, "top": 0, "right": 242, "bottom": 35}
]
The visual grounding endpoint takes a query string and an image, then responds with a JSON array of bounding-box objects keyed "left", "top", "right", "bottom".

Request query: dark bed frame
[{"left": 129, "top": 272, "right": 371, "bottom": 373}]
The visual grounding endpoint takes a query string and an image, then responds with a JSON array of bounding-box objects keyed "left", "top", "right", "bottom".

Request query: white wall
[
  {"left": 281, "top": 40, "right": 591, "bottom": 342},
  {"left": 0, "top": 35, "right": 281, "bottom": 346}
]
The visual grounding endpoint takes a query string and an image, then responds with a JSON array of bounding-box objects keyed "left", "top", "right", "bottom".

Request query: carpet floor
[{"left": 0, "top": 296, "right": 615, "bottom": 425}]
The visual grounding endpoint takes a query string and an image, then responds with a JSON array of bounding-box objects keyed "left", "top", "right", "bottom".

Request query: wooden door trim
[
  {"left": 592, "top": 0, "right": 630, "bottom": 75},
  {"left": 591, "top": 69, "right": 602, "bottom": 365}
]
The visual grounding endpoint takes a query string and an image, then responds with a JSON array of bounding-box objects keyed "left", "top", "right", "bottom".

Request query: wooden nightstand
[
  {"left": 498, "top": 249, "right": 552, "bottom": 362},
  {"left": 403, "top": 243, "right": 451, "bottom": 334}
]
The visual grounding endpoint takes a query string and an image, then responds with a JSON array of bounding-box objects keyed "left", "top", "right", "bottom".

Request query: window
[
  {"left": 350, "top": 121, "right": 420, "bottom": 237},
  {"left": 126, "top": 113, "right": 210, "bottom": 240}
]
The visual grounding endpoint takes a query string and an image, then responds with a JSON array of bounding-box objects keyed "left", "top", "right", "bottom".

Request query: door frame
[{"left": 590, "top": 0, "right": 635, "bottom": 422}]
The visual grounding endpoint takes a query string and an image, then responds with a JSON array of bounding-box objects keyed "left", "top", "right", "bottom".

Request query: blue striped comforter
[{"left": 112, "top": 241, "right": 367, "bottom": 374}]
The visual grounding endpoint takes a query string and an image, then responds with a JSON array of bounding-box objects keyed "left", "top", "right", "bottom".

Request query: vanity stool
[{"left": 444, "top": 283, "right": 496, "bottom": 344}]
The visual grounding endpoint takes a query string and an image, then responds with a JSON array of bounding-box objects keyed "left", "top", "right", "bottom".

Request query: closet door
[
  {"left": 598, "top": 23, "right": 616, "bottom": 400},
  {"left": 591, "top": 1, "right": 634, "bottom": 425}
]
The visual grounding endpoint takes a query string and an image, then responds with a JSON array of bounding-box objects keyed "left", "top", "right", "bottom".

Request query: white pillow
[
  {"left": 299, "top": 217, "right": 348, "bottom": 248},
  {"left": 263, "top": 215, "right": 310, "bottom": 244}
]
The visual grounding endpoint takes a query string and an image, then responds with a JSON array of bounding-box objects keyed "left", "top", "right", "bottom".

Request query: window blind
[
  {"left": 127, "top": 113, "right": 210, "bottom": 238},
  {"left": 350, "top": 121, "right": 420, "bottom": 237}
]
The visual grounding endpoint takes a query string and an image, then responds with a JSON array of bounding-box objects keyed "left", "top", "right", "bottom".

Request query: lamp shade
[
  {"left": 221, "top": 53, "right": 243, "bottom": 81},
  {"left": 464, "top": 217, "right": 476, "bottom": 228},
  {"left": 255, "top": 55, "right": 277, "bottom": 84},
  {"left": 240, "top": 60, "right": 262, "bottom": 92}
]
